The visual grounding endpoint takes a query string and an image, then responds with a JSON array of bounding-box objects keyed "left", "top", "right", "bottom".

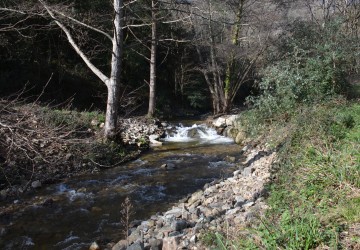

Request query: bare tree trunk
[
  {"left": 224, "top": 0, "right": 244, "bottom": 113},
  {"left": 104, "top": 0, "right": 124, "bottom": 139},
  {"left": 36, "top": 0, "right": 124, "bottom": 140},
  {"left": 147, "top": 0, "right": 158, "bottom": 117}
]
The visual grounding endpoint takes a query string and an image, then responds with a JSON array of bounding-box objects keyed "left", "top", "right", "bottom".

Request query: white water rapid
[{"left": 163, "top": 123, "right": 234, "bottom": 144}]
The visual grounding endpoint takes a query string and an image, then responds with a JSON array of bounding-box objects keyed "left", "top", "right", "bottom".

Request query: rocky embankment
[
  {"left": 108, "top": 142, "right": 276, "bottom": 250},
  {"left": 119, "top": 117, "right": 166, "bottom": 147}
]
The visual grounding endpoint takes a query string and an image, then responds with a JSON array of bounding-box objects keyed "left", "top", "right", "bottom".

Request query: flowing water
[{"left": 0, "top": 122, "right": 242, "bottom": 249}]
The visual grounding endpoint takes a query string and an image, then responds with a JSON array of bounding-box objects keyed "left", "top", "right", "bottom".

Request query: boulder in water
[
  {"left": 149, "top": 134, "right": 163, "bottom": 147},
  {"left": 160, "top": 163, "right": 176, "bottom": 170},
  {"left": 213, "top": 117, "right": 227, "bottom": 127},
  {"left": 186, "top": 127, "right": 200, "bottom": 138}
]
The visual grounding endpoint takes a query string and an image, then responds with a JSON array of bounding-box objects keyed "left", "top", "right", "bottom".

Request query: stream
[{"left": 0, "top": 122, "right": 242, "bottom": 249}]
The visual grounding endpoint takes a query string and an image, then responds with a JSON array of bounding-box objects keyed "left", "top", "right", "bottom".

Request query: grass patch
[
  {"left": 216, "top": 98, "right": 360, "bottom": 249},
  {"left": 37, "top": 106, "right": 105, "bottom": 132}
]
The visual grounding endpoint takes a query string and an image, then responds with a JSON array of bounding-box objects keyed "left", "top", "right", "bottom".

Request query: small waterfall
[{"left": 163, "top": 123, "right": 233, "bottom": 144}]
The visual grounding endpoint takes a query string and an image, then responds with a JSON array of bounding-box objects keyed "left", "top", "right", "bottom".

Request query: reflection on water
[{"left": 0, "top": 124, "right": 242, "bottom": 249}]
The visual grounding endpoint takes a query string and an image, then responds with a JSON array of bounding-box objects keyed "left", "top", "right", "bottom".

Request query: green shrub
[
  {"left": 248, "top": 20, "right": 358, "bottom": 119},
  {"left": 38, "top": 107, "right": 104, "bottom": 131}
]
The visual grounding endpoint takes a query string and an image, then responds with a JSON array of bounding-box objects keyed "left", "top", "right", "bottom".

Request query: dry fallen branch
[{"left": 0, "top": 97, "right": 95, "bottom": 191}]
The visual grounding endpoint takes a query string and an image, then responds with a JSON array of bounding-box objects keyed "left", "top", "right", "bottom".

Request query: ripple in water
[{"left": 134, "top": 185, "right": 167, "bottom": 202}]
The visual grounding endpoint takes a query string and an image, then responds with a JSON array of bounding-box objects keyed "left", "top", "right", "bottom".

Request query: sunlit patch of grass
[{"left": 214, "top": 100, "right": 360, "bottom": 249}]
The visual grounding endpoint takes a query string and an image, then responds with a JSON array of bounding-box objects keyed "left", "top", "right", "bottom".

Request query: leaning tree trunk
[
  {"left": 147, "top": 0, "right": 158, "bottom": 117},
  {"left": 104, "top": 0, "right": 124, "bottom": 139}
]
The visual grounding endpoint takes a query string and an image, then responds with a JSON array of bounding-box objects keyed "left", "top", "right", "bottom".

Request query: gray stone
[
  {"left": 234, "top": 215, "right": 245, "bottom": 224},
  {"left": 65, "top": 153, "right": 73, "bottom": 161},
  {"left": 162, "top": 236, "right": 181, "bottom": 250},
  {"left": 149, "top": 134, "right": 162, "bottom": 147},
  {"left": 203, "top": 186, "right": 216, "bottom": 196},
  {"left": 149, "top": 134, "right": 160, "bottom": 141},
  {"left": 156, "top": 220, "right": 163, "bottom": 229},
  {"left": 188, "top": 200, "right": 201, "bottom": 209},
  {"left": 191, "top": 213, "right": 199, "bottom": 221},
  {"left": 243, "top": 201, "right": 255, "bottom": 208},
  {"left": 242, "top": 167, "right": 254, "bottom": 176},
  {"left": 157, "top": 226, "right": 173, "bottom": 237},
  {"left": 244, "top": 211, "right": 256, "bottom": 223},
  {"left": 0, "top": 227, "right": 6, "bottom": 237},
  {"left": 187, "top": 128, "right": 201, "bottom": 138},
  {"left": 149, "top": 140, "right": 162, "bottom": 147},
  {"left": 155, "top": 231, "right": 164, "bottom": 239},
  {"left": 193, "top": 222, "right": 204, "bottom": 233},
  {"left": 224, "top": 156, "right": 236, "bottom": 163},
  {"left": 225, "top": 207, "right": 241, "bottom": 216},
  {"left": 129, "top": 220, "right": 142, "bottom": 228},
  {"left": 233, "top": 170, "right": 241, "bottom": 177},
  {"left": 190, "top": 235, "right": 197, "bottom": 243},
  {"left": 160, "top": 163, "right": 176, "bottom": 170},
  {"left": 213, "top": 117, "right": 226, "bottom": 127},
  {"left": 126, "top": 242, "right": 144, "bottom": 250},
  {"left": 225, "top": 115, "right": 237, "bottom": 126},
  {"left": 168, "top": 231, "right": 181, "bottom": 237},
  {"left": 221, "top": 204, "right": 232, "bottom": 210},
  {"left": 91, "top": 119, "right": 99, "bottom": 126},
  {"left": 166, "top": 163, "right": 176, "bottom": 170},
  {"left": 187, "top": 190, "right": 203, "bottom": 205},
  {"left": 234, "top": 196, "right": 246, "bottom": 207},
  {"left": 181, "top": 211, "right": 191, "bottom": 220},
  {"left": 171, "top": 219, "right": 187, "bottom": 231},
  {"left": 112, "top": 240, "right": 128, "bottom": 250},
  {"left": 235, "top": 131, "right": 246, "bottom": 144},
  {"left": 0, "top": 189, "right": 7, "bottom": 199},
  {"left": 148, "top": 238, "right": 162, "bottom": 250},
  {"left": 31, "top": 180, "right": 42, "bottom": 189},
  {"left": 127, "top": 229, "right": 142, "bottom": 244},
  {"left": 164, "top": 207, "right": 182, "bottom": 218},
  {"left": 182, "top": 239, "right": 190, "bottom": 248},
  {"left": 227, "top": 127, "right": 239, "bottom": 139}
]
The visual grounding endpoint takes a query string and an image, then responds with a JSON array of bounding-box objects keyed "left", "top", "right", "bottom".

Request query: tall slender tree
[
  {"left": 0, "top": 0, "right": 124, "bottom": 140},
  {"left": 189, "top": 0, "right": 274, "bottom": 114}
]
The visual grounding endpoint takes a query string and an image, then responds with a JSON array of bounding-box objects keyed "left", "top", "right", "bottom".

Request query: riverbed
[{"left": 0, "top": 123, "right": 242, "bottom": 249}]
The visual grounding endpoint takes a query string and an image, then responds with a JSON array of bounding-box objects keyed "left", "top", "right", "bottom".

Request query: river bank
[
  {"left": 0, "top": 99, "right": 166, "bottom": 200},
  {"left": 110, "top": 143, "right": 276, "bottom": 250}
]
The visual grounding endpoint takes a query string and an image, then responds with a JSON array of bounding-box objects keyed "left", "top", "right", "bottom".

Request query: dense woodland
[{"left": 1, "top": 0, "right": 358, "bottom": 139}]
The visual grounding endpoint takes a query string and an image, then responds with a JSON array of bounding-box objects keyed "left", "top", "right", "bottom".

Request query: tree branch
[
  {"left": 0, "top": 7, "right": 26, "bottom": 14},
  {"left": 38, "top": 0, "right": 109, "bottom": 86},
  {"left": 52, "top": 9, "right": 113, "bottom": 41}
]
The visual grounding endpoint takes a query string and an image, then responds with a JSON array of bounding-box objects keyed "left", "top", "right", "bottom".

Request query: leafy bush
[{"left": 248, "top": 21, "right": 358, "bottom": 118}]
